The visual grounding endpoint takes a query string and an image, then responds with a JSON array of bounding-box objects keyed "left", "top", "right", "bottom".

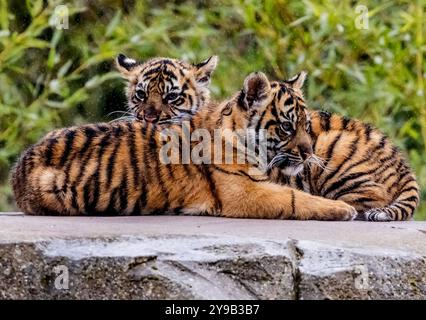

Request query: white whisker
[
  {"left": 109, "top": 115, "right": 136, "bottom": 123},
  {"left": 307, "top": 154, "right": 332, "bottom": 172},
  {"left": 106, "top": 110, "right": 134, "bottom": 118},
  {"left": 267, "top": 154, "right": 285, "bottom": 169}
]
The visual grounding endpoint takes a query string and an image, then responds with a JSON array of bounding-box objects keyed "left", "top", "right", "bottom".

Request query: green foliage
[{"left": 0, "top": 0, "right": 425, "bottom": 219}]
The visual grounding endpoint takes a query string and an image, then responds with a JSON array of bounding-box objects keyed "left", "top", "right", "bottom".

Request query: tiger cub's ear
[
  {"left": 194, "top": 55, "right": 218, "bottom": 86},
  {"left": 116, "top": 53, "right": 140, "bottom": 78},
  {"left": 241, "top": 72, "right": 271, "bottom": 110},
  {"left": 285, "top": 71, "right": 307, "bottom": 90}
]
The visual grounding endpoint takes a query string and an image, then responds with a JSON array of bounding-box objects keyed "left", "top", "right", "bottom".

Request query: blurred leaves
[{"left": 0, "top": 0, "right": 425, "bottom": 219}]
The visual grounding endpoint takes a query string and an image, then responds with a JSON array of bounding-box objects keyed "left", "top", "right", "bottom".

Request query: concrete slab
[
  {"left": 0, "top": 214, "right": 425, "bottom": 299},
  {"left": 1, "top": 214, "right": 425, "bottom": 252}
]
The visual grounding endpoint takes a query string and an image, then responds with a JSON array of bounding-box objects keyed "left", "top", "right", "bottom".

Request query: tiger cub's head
[
  {"left": 116, "top": 54, "right": 218, "bottom": 123},
  {"left": 219, "top": 71, "right": 313, "bottom": 176}
]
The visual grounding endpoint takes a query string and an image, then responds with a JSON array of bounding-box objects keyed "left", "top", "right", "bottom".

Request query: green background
[{"left": 0, "top": 0, "right": 425, "bottom": 219}]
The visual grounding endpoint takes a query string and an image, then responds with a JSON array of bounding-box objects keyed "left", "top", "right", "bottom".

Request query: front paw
[{"left": 333, "top": 201, "right": 358, "bottom": 221}]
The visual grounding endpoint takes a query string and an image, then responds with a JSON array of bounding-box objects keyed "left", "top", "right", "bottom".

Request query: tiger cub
[
  {"left": 244, "top": 72, "right": 419, "bottom": 221},
  {"left": 11, "top": 73, "right": 357, "bottom": 220},
  {"left": 116, "top": 53, "right": 218, "bottom": 123}
]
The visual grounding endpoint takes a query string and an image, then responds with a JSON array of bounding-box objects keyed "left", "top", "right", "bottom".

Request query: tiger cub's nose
[
  {"left": 298, "top": 144, "right": 313, "bottom": 160},
  {"left": 144, "top": 108, "right": 160, "bottom": 123}
]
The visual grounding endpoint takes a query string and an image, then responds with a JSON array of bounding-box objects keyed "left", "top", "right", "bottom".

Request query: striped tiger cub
[
  {"left": 241, "top": 72, "right": 419, "bottom": 221},
  {"left": 116, "top": 53, "right": 218, "bottom": 123},
  {"left": 11, "top": 73, "right": 358, "bottom": 220}
]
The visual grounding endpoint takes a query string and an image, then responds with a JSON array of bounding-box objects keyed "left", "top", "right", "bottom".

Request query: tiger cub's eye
[
  {"left": 135, "top": 89, "right": 146, "bottom": 101},
  {"left": 165, "top": 92, "right": 179, "bottom": 102},
  {"left": 280, "top": 122, "right": 293, "bottom": 132}
]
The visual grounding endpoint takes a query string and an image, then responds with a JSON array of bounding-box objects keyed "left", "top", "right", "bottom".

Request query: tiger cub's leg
[{"left": 214, "top": 172, "right": 357, "bottom": 220}]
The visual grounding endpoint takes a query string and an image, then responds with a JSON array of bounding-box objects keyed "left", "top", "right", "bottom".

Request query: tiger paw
[
  {"left": 358, "top": 209, "right": 393, "bottom": 222},
  {"left": 300, "top": 197, "right": 358, "bottom": 221},
  {"left": 331, "top": 201, "right": 358, "bottom": 221}
]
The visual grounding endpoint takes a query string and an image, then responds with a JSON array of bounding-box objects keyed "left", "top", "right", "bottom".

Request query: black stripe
[
  {"left": 21, "top": 147, "right": 35, "bottom": 180},
  {"left": 390, "top": 176, "right": 416, "bottom": 194},
  {"left": 59, "top": 130, "right": 76, "bottom": 167},
  {"left": 284, "top": 96, "right": 294, "bottom": 106},
  {"left": 399, "top": 186, "right": 419, "bottom": 194},
  {"left": 161, "top": 69, "right": 178, "bottom": 80},
  {"left": 143, "top": 66, "right": 162, "bottom": 78},
  {"left": 351, "top": 196, "right": 377, "bottom": 203},
  {"left": 295, "top": 175, "right": 304, "bottom": 190},
  {"left": 395, "top": 201, "right": 415, "bottom": 213},
  {"left": 322, "top": 171, "right": 370, "bottom": 197},
  {"left": 341, "top": 117, "right": 350, "bottom": 130},
  {"left": 106, "top": 127, "right": 122, "bottom": 188},
  {"left": 44, "top": 137, "right": 58, "bottom": 166},
  {"left": 142, "top": 125, "right": 153, "bottom": 185},
  {"left": 195, "top": 165, "right": 222, "bottom": 213},
  {"left": 118, "top": 172, "right": 129, "bottom": 213},
  {"left": 188, "top": 94, "right": 193, "bottom": 107},
  {"left": 326, "top": 133, "right": 342, "bottom": 160},
  {"left": 380, "top": 171, "right": 396, "bottom": 184},
  {"left": 285, "top": 106, "right": 295, "bottom": 117},
  {"left": 315, "top": 132, "right": 342, "bottom": 179},
  {"left": 136, "top": 126, "right": 148, "bottom": 212},
  {"left": 95, "top": 123, "right": 110, "bottom": 132},
  {"left": 398, "top": 195, "right": 419, "bottom": 204},
  {"left": 104, "top": 187, "right": 119, "bottom": 215},
  {"left": 318, "top": 137, "right": 358, "bottom": 190},
  {"left": 393, "top": 203, "right": 408, "bottom": 219},
  {"left": 86, "top": 133, "right": 112, "bottom": 213},
  {"left": 305, "top": 166, "right": 315, "bottom": 194},
  {"left": 333, "top": 179, "right": 372, "bottom": 199},
  {"left": 270, "top": 100, "right": 279, "bottom": 119},
  {"left": 263, "top": 119, "right": 277, "bottom": 130},
  {"left": 212, "top": 165, "right": 245, "bottom": 177},
  {"left": 364, "top": 124, "right": 373, "bottom": 141},
  {"left": 319, "top": 111, "right": 331, "bottom": 131},
  {"left": 125, "top": 123, "right": 140, "bottom": 187},
  {"left": 83, "top": 178, "right": 93, "bottom": 214},
  {"left": 70, "top": 185, "right": 79, "bottom": 211},
  {"left": 237, "top": 90, "right": 246, "bottom": 110},
  {"left": 378, "top": 135, "right": 387, "bottom": 149},
  {"left": 149, "top": 124, "right": 170, "bottom": 212},
  {"left": 131, "top": 197, "right": 141, "bottom": 216},
  {"left": 336, "top": 142, "right": 387, "bottom": 177},
  {"left": 254, "top": 109, "right": 267, "bottom": 132},
  {"left": 211, "top": 165, "right": 268, "bottom": 182},
  {"left": 237, "top": 170, "right": 269, "bottom": 182},
  {"left": 73, "top": 127, "right": 98, "bottom": 183}
]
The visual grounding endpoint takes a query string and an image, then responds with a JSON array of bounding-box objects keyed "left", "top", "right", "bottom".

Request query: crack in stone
[{"left": 286, "top": 239, "right": 303, "bottom": 300}]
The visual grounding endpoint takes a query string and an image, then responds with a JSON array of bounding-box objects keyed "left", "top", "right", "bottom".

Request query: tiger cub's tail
[{"left": 361, "top": 176, "right": 420, "bottom": 221}]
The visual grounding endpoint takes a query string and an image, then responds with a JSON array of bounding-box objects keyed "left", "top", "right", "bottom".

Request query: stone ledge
[{"left": 0, "top": 214, "right": 425, "bottom": 299}]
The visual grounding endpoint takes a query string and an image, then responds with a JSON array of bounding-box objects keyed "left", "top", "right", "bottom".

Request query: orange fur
[
  {"left": 116, "top": 54, "right": 218, "bottom": 123},
  {"left": 11, "top": 80, "right": 357, "bottom": 220},
  {"left": 242, "top": 72, "right": 420, "bottom": 221}
]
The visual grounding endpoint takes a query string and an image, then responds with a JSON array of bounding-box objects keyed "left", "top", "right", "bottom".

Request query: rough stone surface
[{"left": 0, "top": 213, "right": 425, "bottom": 299}]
